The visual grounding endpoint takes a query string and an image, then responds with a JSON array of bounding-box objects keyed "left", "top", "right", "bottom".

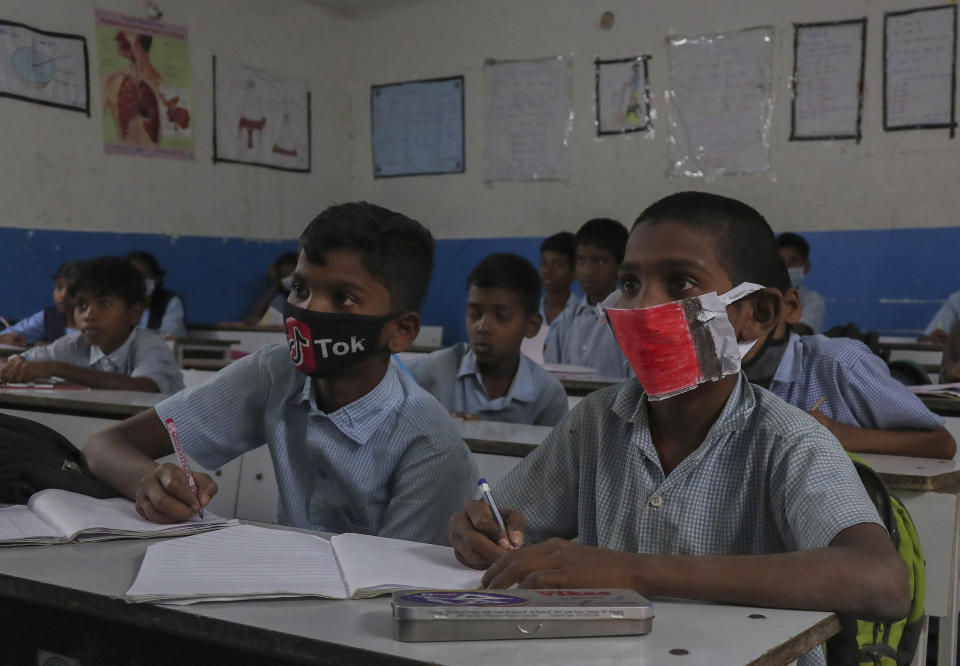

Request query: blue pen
[
  {"left": 477, "top": 478, "right": 507, "bottom": 534},
  {"left": 393, "top": 354, "right": 416, "bottom": 381}
]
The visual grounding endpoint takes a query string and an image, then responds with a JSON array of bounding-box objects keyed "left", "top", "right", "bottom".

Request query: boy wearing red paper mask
[{"left": 448, "top": 192, "right": 907, "bottom": 666}]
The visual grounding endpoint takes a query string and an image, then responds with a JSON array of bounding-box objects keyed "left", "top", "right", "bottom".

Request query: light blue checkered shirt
[
  {"left": 154, "top": 343, "right": 477, "bottom": 544},
  {"left": 543, "top": 295, "right": 631, "bottom": 378},
  {"left": 497, "top": 375, "right": 880, "bottom": 666},
  {"left": 797, "top": 285, "right": 826, "bottom": 333},
  {"left": 407, "top": 342, "right": 568, "bottom": 426},
  {"left": 539, "top": 292, "right": 578, "bottom": 325},
  {"left": 23, "top": 328, "right": 184, "bottom": 393},
  {"left": 770, "top": 333, "right": 944, "bottom": 431}
]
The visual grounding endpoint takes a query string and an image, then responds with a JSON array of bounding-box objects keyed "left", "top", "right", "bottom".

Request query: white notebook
[
  {"left": 125, "top": 524, "right": 483, "bottom": 604},
  {"left": 0, "top": 489, "right": 237, "bottom": 546}
]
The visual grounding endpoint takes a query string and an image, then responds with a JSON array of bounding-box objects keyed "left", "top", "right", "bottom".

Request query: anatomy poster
[
  {"left": 0, "top": 20, "right": 89, "bottom": 114},
  {"left": 95, "top": 10, "right": 193, "bottom": 159},
  {"left": 213, "top": 57, "right": 311, "bottom": 172}
]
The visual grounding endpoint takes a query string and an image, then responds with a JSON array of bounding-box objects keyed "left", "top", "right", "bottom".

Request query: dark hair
[
  {"left": 634, "top": 191, "right": 783, "bottom": 289},
  {"left": 126, "top": 251, "right": 171, "bottom": 323},
  {"left": 299, "top": 202, "right": 434, "bottom": 312},
  {"left": 467, "top": 253, "right": 541, "bottom": 315},
  {"left": 69, "top": 257, "right": 146, "bottom": 306},
  {"left": 274, "top": 251, "right": 298, "bottom": 271},
  {"left": 576, "top": 218, "right": 629, "bottom": 264},
  {"left": 540, "top": 232, "right": 576, "bottom": 269},
  {"left": 51, "top": 260, "right": 82, "bottom": 283},
  {"left": 776, "top": 232, "right": 810, "bottom": 261},
  {"left": 771, "top": 258, "right": 792, "bottom": 294}
]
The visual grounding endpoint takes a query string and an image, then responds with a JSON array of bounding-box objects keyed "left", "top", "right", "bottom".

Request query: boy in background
[
  {"left": 742, "top": 262, "right": 955, "bottom": 459},
  {"left": 0, "top": 257, "right": 184, "bottom": 393},
  {"left": 544, "top": 218, "right": 630, "bottom": 378},
  {"left": 776, "top": 232, "right": 825, "bottom": 334},
  {"left": 126, "top": 251, "right": 187, "bottom": 338},
  {"left": 84, "top": 203, "right": 476, "bottom": 545},
  {"left": 245, "top": 251, "right": 298, "bottom": 325},
  {"left": 539, "top": 232, "right": 577, "bottom": 326},
  {"left": 0, "top": 261, "right": 82, "bottom": 347},
  {"left": 921, "top": 289, "right": 960, "bottom": 344},
  {"left": 942, "top": 321, "right": 960, "bottom": 382},
  {"left": 409, "top": 253, "right": 567, "bottom": 427},
  {"left": 449, "top": 192, "right": 906, "bottom": 666}
]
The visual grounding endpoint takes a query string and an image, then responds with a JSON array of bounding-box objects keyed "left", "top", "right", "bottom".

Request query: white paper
[
  {"left": 0, "top": 505, "right": 61, "bottom": 544},
  {"left": 520, "top": 324, "right": 549, "bottom": 365},
  {"left": 372, "top": 77, "right": 464, "bottom": 177},
  {"left": 793, "top": 21, "right": 865, "bottom": 139},
  {"left": 0, "top": 20, "right": 88, "bottom": 112},
  {"left": 596, "top": 57, "right": 651, "bottom": 133},
  {"left": 214, "top": 59, "right": 310, "bottom": 171},
  {"left": 668, "top": 28, "right": 774, "bottom": 176},
  {"left": 885, "top": 6, "right": 956, "bottom": 128},
  {"left": 484, "top": 57, "right": 571, "bottom": 180}
]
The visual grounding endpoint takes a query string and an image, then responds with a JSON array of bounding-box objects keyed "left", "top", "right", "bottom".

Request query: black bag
[{"left": 0, "top": 412, "right": 118, "bottom": 504}]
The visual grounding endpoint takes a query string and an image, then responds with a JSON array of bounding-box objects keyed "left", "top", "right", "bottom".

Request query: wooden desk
[
  {"left": 553, "top": 374, "right": 621, "bottom": 396},
  {"left": 857, "top": 453, "right": 960, "bottom": 492},
  {"left": 187, "top": 323, "right": 284, "bottom": 356},
  {"left": 919, "top": 395, "right": 960, "bottom": 417},
  {"left": 171, "top": 336, "right": 239, "bottom": 370},
  {"left": 0, "top": 534, "right": 839, "bottom": 666}
]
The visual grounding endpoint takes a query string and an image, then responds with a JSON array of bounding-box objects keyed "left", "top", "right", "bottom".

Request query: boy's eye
[
  {"left": 619, "top": 276, "right": 639, "bottom": 294},
  {"left": 98, "top": 298, "right": 113, "bottom": 310},
  {"left": 333, "top": 290, "right": 358, "bottom": 307},
  {"left": 670, "top": 276, "right": 695, "bottom": 292},
  {"left": 290, "top": 280, "right": 308, "bottom": 298}
]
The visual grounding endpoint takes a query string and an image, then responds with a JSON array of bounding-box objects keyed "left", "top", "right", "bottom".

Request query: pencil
[
  {"left": 810, "top": 397, "right": 825, "bottom": 412},
  {"left": 0, "top": 316, "right": 11, "bottom": 329}
]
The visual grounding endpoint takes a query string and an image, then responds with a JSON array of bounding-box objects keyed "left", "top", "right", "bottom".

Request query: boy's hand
[
  {"left": 450, "top": 411, "right": 478, "bottom": 421},
  {"left": 0, "top": 332, "right": 27, "bottom": 347},
  {"left": 920, "top": 329, "right": 948, "bottom": 345},
  {"left": 448, "top": 499, "right": 526, "bottom": 569},
  {"left": 943, "top": 360, "right": 960, "bottom": 382},
  {"left": 481, "top": 539, "right": 640, "bottom": 590},
  {"left": 134, "top": 462, "right": 218, "bottom": 524},
  {"left": 0, "top": 357, "right": 56, "bottom": 383}
]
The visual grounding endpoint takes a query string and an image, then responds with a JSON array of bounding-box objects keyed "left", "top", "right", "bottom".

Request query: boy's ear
[
  {"left": 736, "top": 288, "right": 782, "bottom": 341},
  {"left": 126, "top": 302, "right": 146, "bottom": 326},
  {"left": 782, "top": 287, "right": 803, "bottom": 325},
  {"left": 385, "top": 311, "right": 421, "bottom": 353},
  {"left": 523, "top": 312, "right": 543, "bottom": 339}
]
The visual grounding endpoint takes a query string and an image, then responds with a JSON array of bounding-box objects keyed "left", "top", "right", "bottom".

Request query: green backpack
[{"left": 825, "top": 453, "right": 926, "bottom": 666}]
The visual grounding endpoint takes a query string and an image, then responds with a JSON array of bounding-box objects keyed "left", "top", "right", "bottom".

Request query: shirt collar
[
  {"left": 88, "top": 328, "right": 137, "bottom": 368},
  {"left": 291, "top": 363, "right": 404, "bottom": 445},
  {"left": 771, "top": 332, "right": 802, "bottom": 386},
  {"left": 456, "top": 347, "right": 537, "bottom": 403}
]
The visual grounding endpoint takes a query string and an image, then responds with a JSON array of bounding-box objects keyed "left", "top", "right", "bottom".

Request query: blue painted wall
[{"left": 1, "top": 226, "right": 957, "bottom": 343}]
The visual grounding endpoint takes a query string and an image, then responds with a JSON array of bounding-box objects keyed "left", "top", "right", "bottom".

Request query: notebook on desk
[
  {"left": 0, "top": 489, "right": 236, "bottom": 546},
  {"left": 126, "top": 524, "right": 482, "bottom": 604},
  {"left": 909, "top": 382, "right": 960, "bottom": 400}
]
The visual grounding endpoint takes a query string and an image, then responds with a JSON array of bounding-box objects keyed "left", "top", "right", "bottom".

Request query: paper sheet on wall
[
  {"left": 595, "top": 56, "right": 651, "bottom": 134},
  {"left": 95, "top": 10, "right": 193, "bottom": 160},
  {"left": 667, "top": 28, "right": 773, "bottom": 177},
  {"left": 884, "top": 5, "right": 957, "bottom": 130},
  {"left": 372, "top": 77, "right": 464, "bottom": 177},
  {"left": 792, "top": 21, "right": 865, "bottom": 140},
  {"left": 0, "top": 20, "right": 89, "bottom": 114},
  {"left": 213, "top": 57, "right": 311, "bottom": 172},
  {"left": 483, "top": 57, "right": 571, "bottom": 181}
]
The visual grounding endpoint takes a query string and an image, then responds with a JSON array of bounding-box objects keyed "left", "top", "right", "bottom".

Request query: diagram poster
[
  {"left": 95, "top": 9, "right": 193, "bottom": 160},
  {"left": 595, "top": 56, "right": 651, "bottom": 135},
  {"left": 213, "top": 57, "right": 311, "bottom": 172},
  {"left": 0, "top": 20, "right": 89, "bottom": 114}
]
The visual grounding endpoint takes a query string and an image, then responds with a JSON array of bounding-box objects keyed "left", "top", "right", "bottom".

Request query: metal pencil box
[{"left": 392, "top": 589, "right": 654, "bottom": 642}]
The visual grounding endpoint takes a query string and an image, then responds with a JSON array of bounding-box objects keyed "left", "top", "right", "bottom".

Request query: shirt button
[{"left": 649, "top": 495, "right": 663, "bottom": 508}]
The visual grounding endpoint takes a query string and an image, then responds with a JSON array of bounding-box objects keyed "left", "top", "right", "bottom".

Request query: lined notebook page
[
  {"left": 126, "top": 524, "right": 348, "bottom": 603},
  {"left": 0, "top": 505, "right": 61, "bottom": 544},
  {"left": 29, "top": 489, "right": 235, "bottom": 540},
  {"left": 332, "top": 532, "right": 482, "bottom": 597}
]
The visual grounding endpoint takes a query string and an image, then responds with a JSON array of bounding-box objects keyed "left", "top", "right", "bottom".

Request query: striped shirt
[{"left": 154, "top": 343, "right": 477, "bottom": 544}]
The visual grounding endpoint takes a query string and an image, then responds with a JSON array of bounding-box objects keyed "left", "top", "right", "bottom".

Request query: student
[
  {"left": 544, "top": 218, "right": 630, "bottom": 378},
  {"left": 0, "top": 261, "right": 82, "bottom": 347},
  {"left": 126, "top": 251, "right": 187, "bottom": 338},
  {"left": 0, "top": 257, "right": 184, "bottom": 393},
  {"left": 408, "top": 253, "right": 568, "bottom": 426},
  {"left": 448, "top": 192, "right": 907, "bottom": 666},
  {"left": 941, "top": 321, "right": 960, "bottom": 382},
  {"left": 244, "top": 251, "right": 298, "bottom": 325},
  {"left": 742, "top": 261, "right": 955, "bottom": 459},
  {"left": 83, "top": 203, "right": 477, "bottom": 545},
  {"left": 777, "top": 232, "right": 825, "bottom": 334},
  {"left": 920, "top": 289, "right": 960, "bottom": 344},
  {"left": 539, "top": 232, "right": 577, "bottom": 325}
]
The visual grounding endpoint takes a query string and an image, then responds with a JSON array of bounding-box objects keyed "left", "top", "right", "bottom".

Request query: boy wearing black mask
[{"left": 84, "top": 203, "right": 476, "bottom": 545}]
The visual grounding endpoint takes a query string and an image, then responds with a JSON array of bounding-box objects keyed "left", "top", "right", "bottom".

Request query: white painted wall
[
  {"left": 0, "top": 0, "right": 354, "bottom": 241},
  {"left": 347, "top": 0, "right": 960, "bottom": 238}
]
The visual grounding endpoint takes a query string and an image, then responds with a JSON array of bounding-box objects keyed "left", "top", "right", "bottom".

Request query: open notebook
[
  {"left": 909, "top": 382, "right": 960, "bottom": 400},
  {"left": 0, "top": 489, "right": 237, "bottom": 546},
  {"left": 126, "top": 524, "right": 483, "bottom": 604}
]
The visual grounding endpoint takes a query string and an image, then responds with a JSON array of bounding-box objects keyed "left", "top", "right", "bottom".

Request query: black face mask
[
  {"left": 282, "top": 301, "right": 400, "bottom": 379},
  {"left": 741, "top": 329, "right": 790, "bottom": 389}
]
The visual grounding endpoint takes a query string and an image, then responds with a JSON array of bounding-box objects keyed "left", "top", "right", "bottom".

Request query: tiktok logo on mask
[{"left": 286, "top": 320, "right": 316, "bottom": 373}]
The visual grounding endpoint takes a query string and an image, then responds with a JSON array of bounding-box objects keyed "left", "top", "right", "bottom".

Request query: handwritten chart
[
  {"left": 371, "top": 76, "right": 464, "bottom": 177},
  {"left": 884, "top": 5, "right": 957, "bottom": 133},
  {"left": 667, "top": 28, "right": 774, "bottom": 176},
  {"left": 483, "top": 57, "right": 570, "bottom": 181},
  {"left": 792, "top": 20, "right": 865, "bottom": 141}
]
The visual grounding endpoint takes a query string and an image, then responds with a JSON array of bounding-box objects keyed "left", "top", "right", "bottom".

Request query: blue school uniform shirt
[
  {"left": 924, "top": 289, "right": 960, "bottom": 336},
  {"left": 406, "top": 342, "right": 568, "bottom": 426},
  {"left": 797, "top": 285, "right": 825, "bottom": 333},
  {"left": 543, "top": 295, "right": 631, "bottom": 378},
  {"left": 769, "top": 333, "right": 944, "bottom": 431},
  {"left": 0, "top": 308, "right": 79, "bottom": 345},
  {"left": 22, "top": 327, "right": 184, "bottom": 393},
  {"left": 137, "top": 292, "right": 187, "bottom": 338},
  {"left": 497, "top": 374, "right": 881, "bottom": 666},
  {"left": 538, "top": 292, "right": 578, "bottom": 326},
  {"left": 153, "top": 343, "right": 477, "bottom": 544}
]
